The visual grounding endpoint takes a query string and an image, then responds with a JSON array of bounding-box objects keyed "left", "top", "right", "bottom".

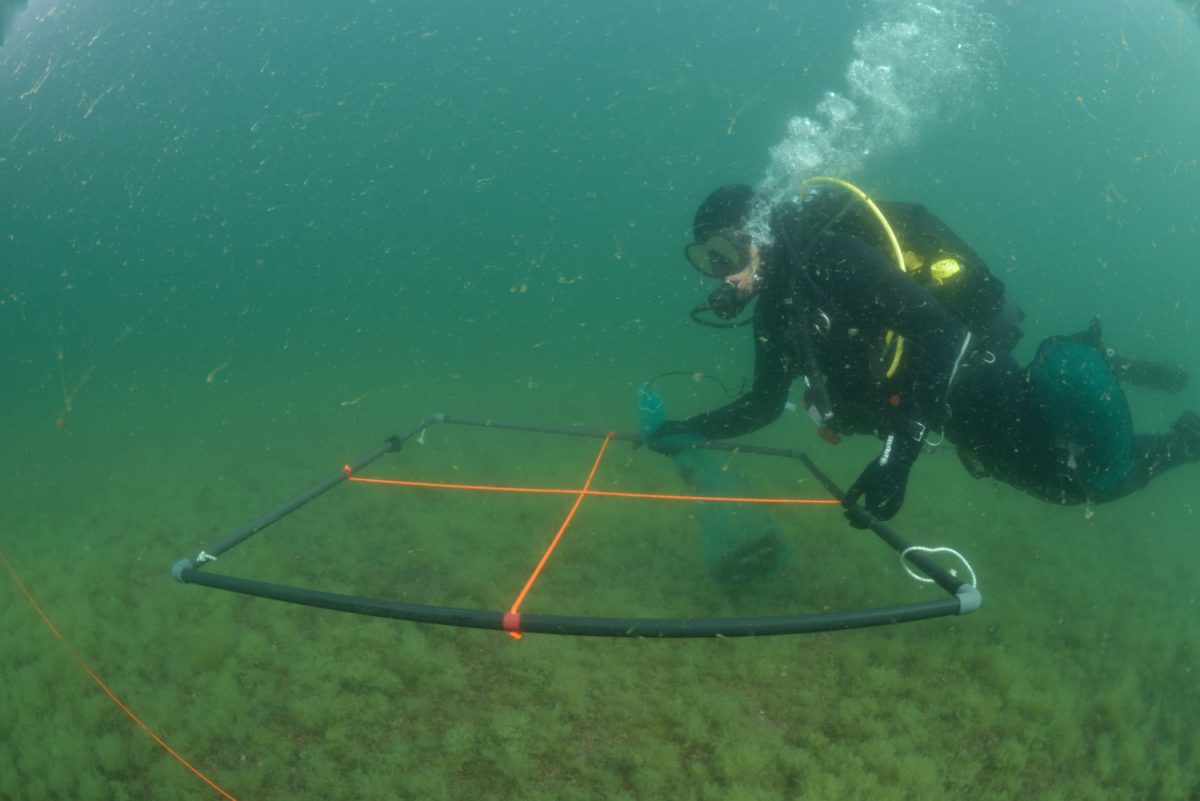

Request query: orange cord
[
  {"left": 347, "top": 476, "right": 839, "bottom": 505},
  {"left": 503, "top": 433, "right": 613, "bottom": 639},
  {"left": 0, "top": 549, "right": 240, "bottom": 801},
  {"left": 351, "top": 442, "right": 837, "bottom": 639}
]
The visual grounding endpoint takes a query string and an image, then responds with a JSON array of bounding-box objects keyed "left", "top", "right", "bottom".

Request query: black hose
[{"left": 176, "top": 568, "right": 964, "bottom": 638}]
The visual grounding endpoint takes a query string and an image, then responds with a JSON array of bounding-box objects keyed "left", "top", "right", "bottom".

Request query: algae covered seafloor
[
  {"left": 3, "top": 0, "right": 1200, "bottom": 799},
  {"left": 2, "top": 355, "right": 1197, "bottom": 801}
]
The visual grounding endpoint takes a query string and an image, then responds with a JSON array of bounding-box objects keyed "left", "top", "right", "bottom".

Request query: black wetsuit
[
  {"left": 686, "top": 199, "right": 981, "bottom": 446},
  {"left": 679, "top": 198, "right": 1190, "bottom": 507}
]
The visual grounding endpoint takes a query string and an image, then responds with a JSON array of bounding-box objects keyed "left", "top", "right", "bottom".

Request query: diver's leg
[{"left": 1129, "top": 411, "right": 1200, "bottom": 490}]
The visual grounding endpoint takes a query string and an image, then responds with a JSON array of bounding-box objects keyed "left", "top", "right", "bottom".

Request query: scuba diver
[{"left": 645, "top": 180, "right": 1200, "bottom": 524}]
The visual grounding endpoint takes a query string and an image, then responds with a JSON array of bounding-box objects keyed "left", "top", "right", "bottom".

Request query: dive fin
[
  {"left": 1105, "top": 348, "right": 1190, "bottom": 393},
  {"left": 1067, "top": 318, "right": 1189, "bottom": 393},
  {"left": 1172, "top": 410, "right": 1200, "bottom": 456}
]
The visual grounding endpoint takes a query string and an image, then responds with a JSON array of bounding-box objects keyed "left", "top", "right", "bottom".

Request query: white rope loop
[{"left": 899, "top": 545, "right": 977, "bottom": 588}]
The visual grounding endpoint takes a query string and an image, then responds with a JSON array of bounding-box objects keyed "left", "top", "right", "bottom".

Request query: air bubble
[{"left": 746, "top": 0, "right": 1001, "bottom": 242}]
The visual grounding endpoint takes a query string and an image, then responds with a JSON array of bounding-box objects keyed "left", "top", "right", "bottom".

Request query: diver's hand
[
  {"left": 644, "top": 420, "right": 704, "bottom": 456},
  {"left": 842, "top": 433, "right": 921, "bottom": 528}
]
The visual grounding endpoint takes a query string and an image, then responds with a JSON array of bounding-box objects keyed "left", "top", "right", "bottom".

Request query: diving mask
[{"left": 684, "top": 228, "right": 751, "bottom": 279}]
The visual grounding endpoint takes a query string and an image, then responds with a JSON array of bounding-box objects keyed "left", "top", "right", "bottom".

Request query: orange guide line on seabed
[
  {"left": 0, "top": 549, "right": 240, "bottom": 801},
  {"left": 503, "top": 432, "right": 612, "bottom": 639},
  {"left": 347, "top": 476, "right": 840, "bottom": 505}
]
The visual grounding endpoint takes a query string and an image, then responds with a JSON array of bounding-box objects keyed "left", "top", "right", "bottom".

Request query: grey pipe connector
[
  {"left": 956, "top": 584, "right": 982, "bottom": 615},
  {"left": 171, "top": 557, "right": 194, "bottom": 583}
]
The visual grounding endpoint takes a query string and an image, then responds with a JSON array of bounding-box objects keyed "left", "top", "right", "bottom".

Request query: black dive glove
[
  {"left": 842, "top": 432, "right": 922, "bottom": 528},
  {"left": 644, "top": 420, "right": 705, "bottom": 456}
]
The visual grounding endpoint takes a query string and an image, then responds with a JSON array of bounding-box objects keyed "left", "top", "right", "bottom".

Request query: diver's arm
[
  {"left": 683, "top": 311, "right": 791, "bottom": 440},
  {"left": 813, "top": 233, "right": 967, "bottom": 522}
]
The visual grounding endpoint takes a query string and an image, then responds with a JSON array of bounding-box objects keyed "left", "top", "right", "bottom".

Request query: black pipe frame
[{"left": 172, "top": 414, "right": 981, "bottom": 638}]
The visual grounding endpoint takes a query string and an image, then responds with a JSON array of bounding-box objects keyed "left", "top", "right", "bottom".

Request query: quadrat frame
[{"left": 171, "top": 415, "right": 980, "bottom": 638}]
